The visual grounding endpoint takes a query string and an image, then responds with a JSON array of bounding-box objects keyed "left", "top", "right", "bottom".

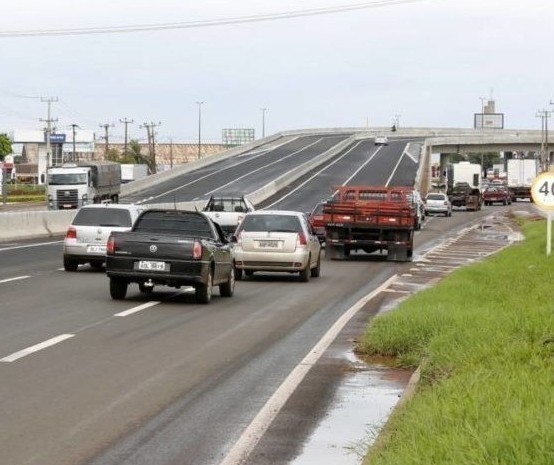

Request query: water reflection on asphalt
[{"left": 290, "top": 351, "right": 411, "bottom": 465}]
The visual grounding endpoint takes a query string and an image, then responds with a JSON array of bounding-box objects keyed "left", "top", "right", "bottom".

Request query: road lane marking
[
  {"left": 0, "top": 334, "right": 75, "bottom": 363},
  {"left": 114, "top": 301, "right": 161, "bottom": 317},
  {"left": 0, "top": 276, "right": 31, "bottom": 284},
  {"left": 263, "top": 140, "right": 363, "bottom": 209},
  {"left": 219, "top": 274, "right": 398, "bottom": 465},
  {"left": 0, "top": 240, "right": 63, "bottom": 252}
]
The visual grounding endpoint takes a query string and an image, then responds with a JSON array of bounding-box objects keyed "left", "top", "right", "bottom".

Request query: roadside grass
[
  {"left": 4, "top": 184, "right": 45, "bottom": 202},
  {"left": 358, "top": 219, "right": 554, "bottom": 465}
]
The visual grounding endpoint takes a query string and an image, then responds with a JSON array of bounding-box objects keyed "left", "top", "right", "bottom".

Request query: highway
[{"left": 0, "top": 135, "right": 495, "bottom": 465}]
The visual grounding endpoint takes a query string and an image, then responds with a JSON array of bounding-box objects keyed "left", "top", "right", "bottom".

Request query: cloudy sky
[{"left": 0, "top": 0, "right": 552, "bottom": 143}]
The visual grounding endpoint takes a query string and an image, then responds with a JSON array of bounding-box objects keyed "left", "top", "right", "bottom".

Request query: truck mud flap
[
  {"left": 387, "top": 245, "right": 412, "bottom": 262},
  {"left": 325, "top": 244, "right": 345, "bottom": 260}
]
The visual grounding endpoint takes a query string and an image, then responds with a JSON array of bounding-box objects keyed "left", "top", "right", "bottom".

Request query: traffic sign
[{"left": 531, "top": 172, "right": 554, "bottom": 210}]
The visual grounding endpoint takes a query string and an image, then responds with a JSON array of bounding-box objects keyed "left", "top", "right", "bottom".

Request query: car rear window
[
  {"left": 426, "top": 194, "right": 445, "bottom": 201},
  {"left": 239, "top": 214, "right": 302, "bottom": 233},
  {"left": 72, "top": 208, "right": 132, "bottom": 227},
  {"left": 134, "top": 211, "right": 214, "bottom": 238}
]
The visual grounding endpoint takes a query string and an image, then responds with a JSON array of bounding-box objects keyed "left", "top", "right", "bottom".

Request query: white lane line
[
  {"left": 203, "top": 138, "right": 325, "bottom": 196},
  {"left": 0, "top": 275, "right": 31, "bottom": 284},
  {"left": 114, "top": 301, "right": 161, "bottom": 317},
  {"left": 0, "top": 334, "right": 75, "bottom": 363},
  {"left": 385, "top": 143, "right": 410, "bottom": 187},
  {"left": 338, "top": 144, "right": 382, "bottom": 188},
  {"left": 263, "top": 141, "right": 363, "bottom": 209},
  {"left": 0, "top": 240, "right": 63, "bottom": 252},
  {"left": 219, "top": 274, "right": 398, "bottom": 465}
]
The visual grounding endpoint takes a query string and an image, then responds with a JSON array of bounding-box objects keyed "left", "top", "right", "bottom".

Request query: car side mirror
[{"left": 229, "top": 235, "right": 238, "bottom": 243}]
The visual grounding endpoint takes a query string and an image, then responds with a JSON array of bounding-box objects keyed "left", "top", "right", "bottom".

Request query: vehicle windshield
[
  {"left": 238, "top": 214, "right": 301, "bottom": 233},
  {"left": 49, "top": 173, "right": 88, "bottom": 185},
  {"left": 72, "top": 208, "right": 132, "bottom": 227}
]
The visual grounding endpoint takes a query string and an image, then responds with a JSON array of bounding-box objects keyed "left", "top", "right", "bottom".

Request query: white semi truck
[
  {"left": 47, "top": 161, "right": 121, "bottom": 210},
  {"left": 506, "top": 158, "right": 539, "bottom": 202}
]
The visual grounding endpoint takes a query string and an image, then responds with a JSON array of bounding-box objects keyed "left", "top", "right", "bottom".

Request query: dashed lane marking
[
  {"left": 0, "top": 334, "right": 75, "bottom": 363},
  {"left": 0, "top": 276, "right": 31, "bottom": 284}
]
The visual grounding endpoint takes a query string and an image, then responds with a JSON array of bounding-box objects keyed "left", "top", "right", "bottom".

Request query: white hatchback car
[
  {"left": 232, "top": 210, "right": 321, "bottom": 282},
  {"left": 374, "top": 135, "right": 389, "bottom": 146},
  {"left": 63, "top": 203, "right": 144, "bottom": 271},
  {"left": 425, "top": 192, "right": 452, "bottom": 217}
]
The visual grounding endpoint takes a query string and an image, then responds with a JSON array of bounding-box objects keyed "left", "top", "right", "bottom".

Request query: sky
[{"left": 0, "top": 0, "right": 553, "bottom": 144}]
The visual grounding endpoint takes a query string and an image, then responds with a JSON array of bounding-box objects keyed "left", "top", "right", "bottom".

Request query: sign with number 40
[{"left": 531, "top": 172, "right": 554, "bottom": 211}]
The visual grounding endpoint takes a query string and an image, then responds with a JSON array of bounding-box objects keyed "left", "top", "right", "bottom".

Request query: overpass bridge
[{"left": 121, "top": 125, "right": 545, "bottom": 204}]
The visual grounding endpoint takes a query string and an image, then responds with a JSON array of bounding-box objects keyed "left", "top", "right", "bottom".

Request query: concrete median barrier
[{"left": 0, "top": 210, "right": 77, "bottom": 242}]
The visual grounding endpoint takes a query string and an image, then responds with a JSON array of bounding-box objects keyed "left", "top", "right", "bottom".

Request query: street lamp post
[
  {"left": 260, "top": 107, "right": 268, "bottom": 138},
  {"left": 196, "top": 101, "right": 204, "bottom": 159},
  {"left": 70, "top": 124, "right": 79, "bottom": 162}
]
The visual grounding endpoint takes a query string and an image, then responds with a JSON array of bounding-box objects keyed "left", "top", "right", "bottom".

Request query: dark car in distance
[{"left": 105, "top": 210, "right": 235, "bottom": 304}]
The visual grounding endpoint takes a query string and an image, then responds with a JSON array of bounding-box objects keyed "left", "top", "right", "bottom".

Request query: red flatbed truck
[{"left": 323, "top": 185, "right": 416, "bottom": 262}]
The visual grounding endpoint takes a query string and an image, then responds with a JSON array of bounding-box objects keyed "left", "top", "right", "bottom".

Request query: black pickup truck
[{"left": 105, "top": 210, "right": 235, "bottom": 304}]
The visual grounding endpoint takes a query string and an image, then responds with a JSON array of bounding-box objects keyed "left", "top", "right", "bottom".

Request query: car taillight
[
  {"left": 66, "top": 226, "right": 77, "bottom": 239},
  {"left": 106, "top": 235, "right": 115, "bottom": 254},
  {"left": 193, "top": 241, "right": 202, "bottom": 259},
  {"left": 297, "top": 232, "right": 307, "bottom": 246}
]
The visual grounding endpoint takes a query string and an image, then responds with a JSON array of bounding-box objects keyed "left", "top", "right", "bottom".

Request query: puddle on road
[{"left": 289, "top": 352, "right": 412, "bottom": 465}]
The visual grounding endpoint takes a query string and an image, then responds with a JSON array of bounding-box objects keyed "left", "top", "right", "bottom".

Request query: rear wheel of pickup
[
  {"left": 196, "top": 269, "right": 213, "bottom": 304},
  {"left": 110, "top": 278, "right": 128, "bottom": 300},
  {"left": 219, "top": 267, "right": 235, "bottom": 297},
  {"left": 64, "top": 257, "right": 79, "bottom": 272}
]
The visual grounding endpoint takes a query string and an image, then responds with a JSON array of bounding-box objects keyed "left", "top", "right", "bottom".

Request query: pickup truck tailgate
[{"left": 112, "top": 233, "right": 196, "bottom": 260}]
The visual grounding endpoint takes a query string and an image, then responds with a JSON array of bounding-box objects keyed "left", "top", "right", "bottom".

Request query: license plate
[
  {"left": 257, "top": 240, "right": 279, "bottom": 248},
  {"left": 87, "top": 245, "right": 106, "bottom": 253},
  {"left": 137, "top": 260, "right": 168, "bottom": 271}
]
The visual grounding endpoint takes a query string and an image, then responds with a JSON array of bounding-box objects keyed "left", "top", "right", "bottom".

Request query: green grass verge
[
  {"left": 5, "top": 195, "right": 46, "bottom": 203},
  {"left": 359, "top": 219, "right": 554, "bottom": 465}
]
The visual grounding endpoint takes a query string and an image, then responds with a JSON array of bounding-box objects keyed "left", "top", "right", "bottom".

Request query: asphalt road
[{"left": 0, "top": 136, "right": 503, "bottom": 465}]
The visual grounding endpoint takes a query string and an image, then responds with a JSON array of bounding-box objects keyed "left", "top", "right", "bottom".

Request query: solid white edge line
[
  {"left": 114, "top": 301, "right": 161, "bottom": 317},
  {"left": 1, "top": 334, "right": 75, "bottom": 363},
  {"left": 219, "top": 274, "right": 398, "bottom": 465},
  {"left": 0, "top": 240, "right": 63, "bottom": 252},
  {"left": 0, "top": 275, "right": 31, "bottom": 284}
]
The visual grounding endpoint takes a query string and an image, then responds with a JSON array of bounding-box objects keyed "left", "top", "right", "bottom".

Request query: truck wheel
[
  {"left": 196, "top": 269, "right": 213, "bottom": 304},
  {"left": 310, "top": 252, "right": 321, "bottom": 278},
  {"left": 219, "top": 268, "right": 235, "bottom": 297},
  {"left": 64, "top": 257, "right": 79, "bottom": 272},
  {"left": 110, "top": 278, "right": 128, "bottom": 300}
]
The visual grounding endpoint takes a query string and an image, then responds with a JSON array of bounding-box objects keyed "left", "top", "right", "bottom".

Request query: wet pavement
[{"left": 245, "top": 211, "right": 524, "bottom": 465}]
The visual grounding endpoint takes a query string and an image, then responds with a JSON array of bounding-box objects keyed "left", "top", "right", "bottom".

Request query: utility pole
[
  {"left": 394, "top": 113, "right": 401, "bottom": 129},
  {"left": 140, "top": 122, "right": 161, "bottom": 173},
  {"left": 99, "top": 122, "right": 114, "bottom": 158},
  {"left": 536, "top": 109, "right": 551, "bottom": 171},
  {"left": 196, "top": 101, "right": 204, "bottom": 159},
  {"left": 260, "top": 107, "right": 268, "bottom": 138},
  {"left": 40, "top": 97, "right": 58, "bottom": 186},
  {"left": 119, "top": 118, "right": 134, "bottom": 155},
  {"left": 69, "top": 124, "right": 79, "bottom": 162}
]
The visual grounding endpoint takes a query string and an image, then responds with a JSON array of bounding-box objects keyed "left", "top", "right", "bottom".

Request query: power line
[{"left": 0, "top": 0, "right": 425, "bottom": 38}]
